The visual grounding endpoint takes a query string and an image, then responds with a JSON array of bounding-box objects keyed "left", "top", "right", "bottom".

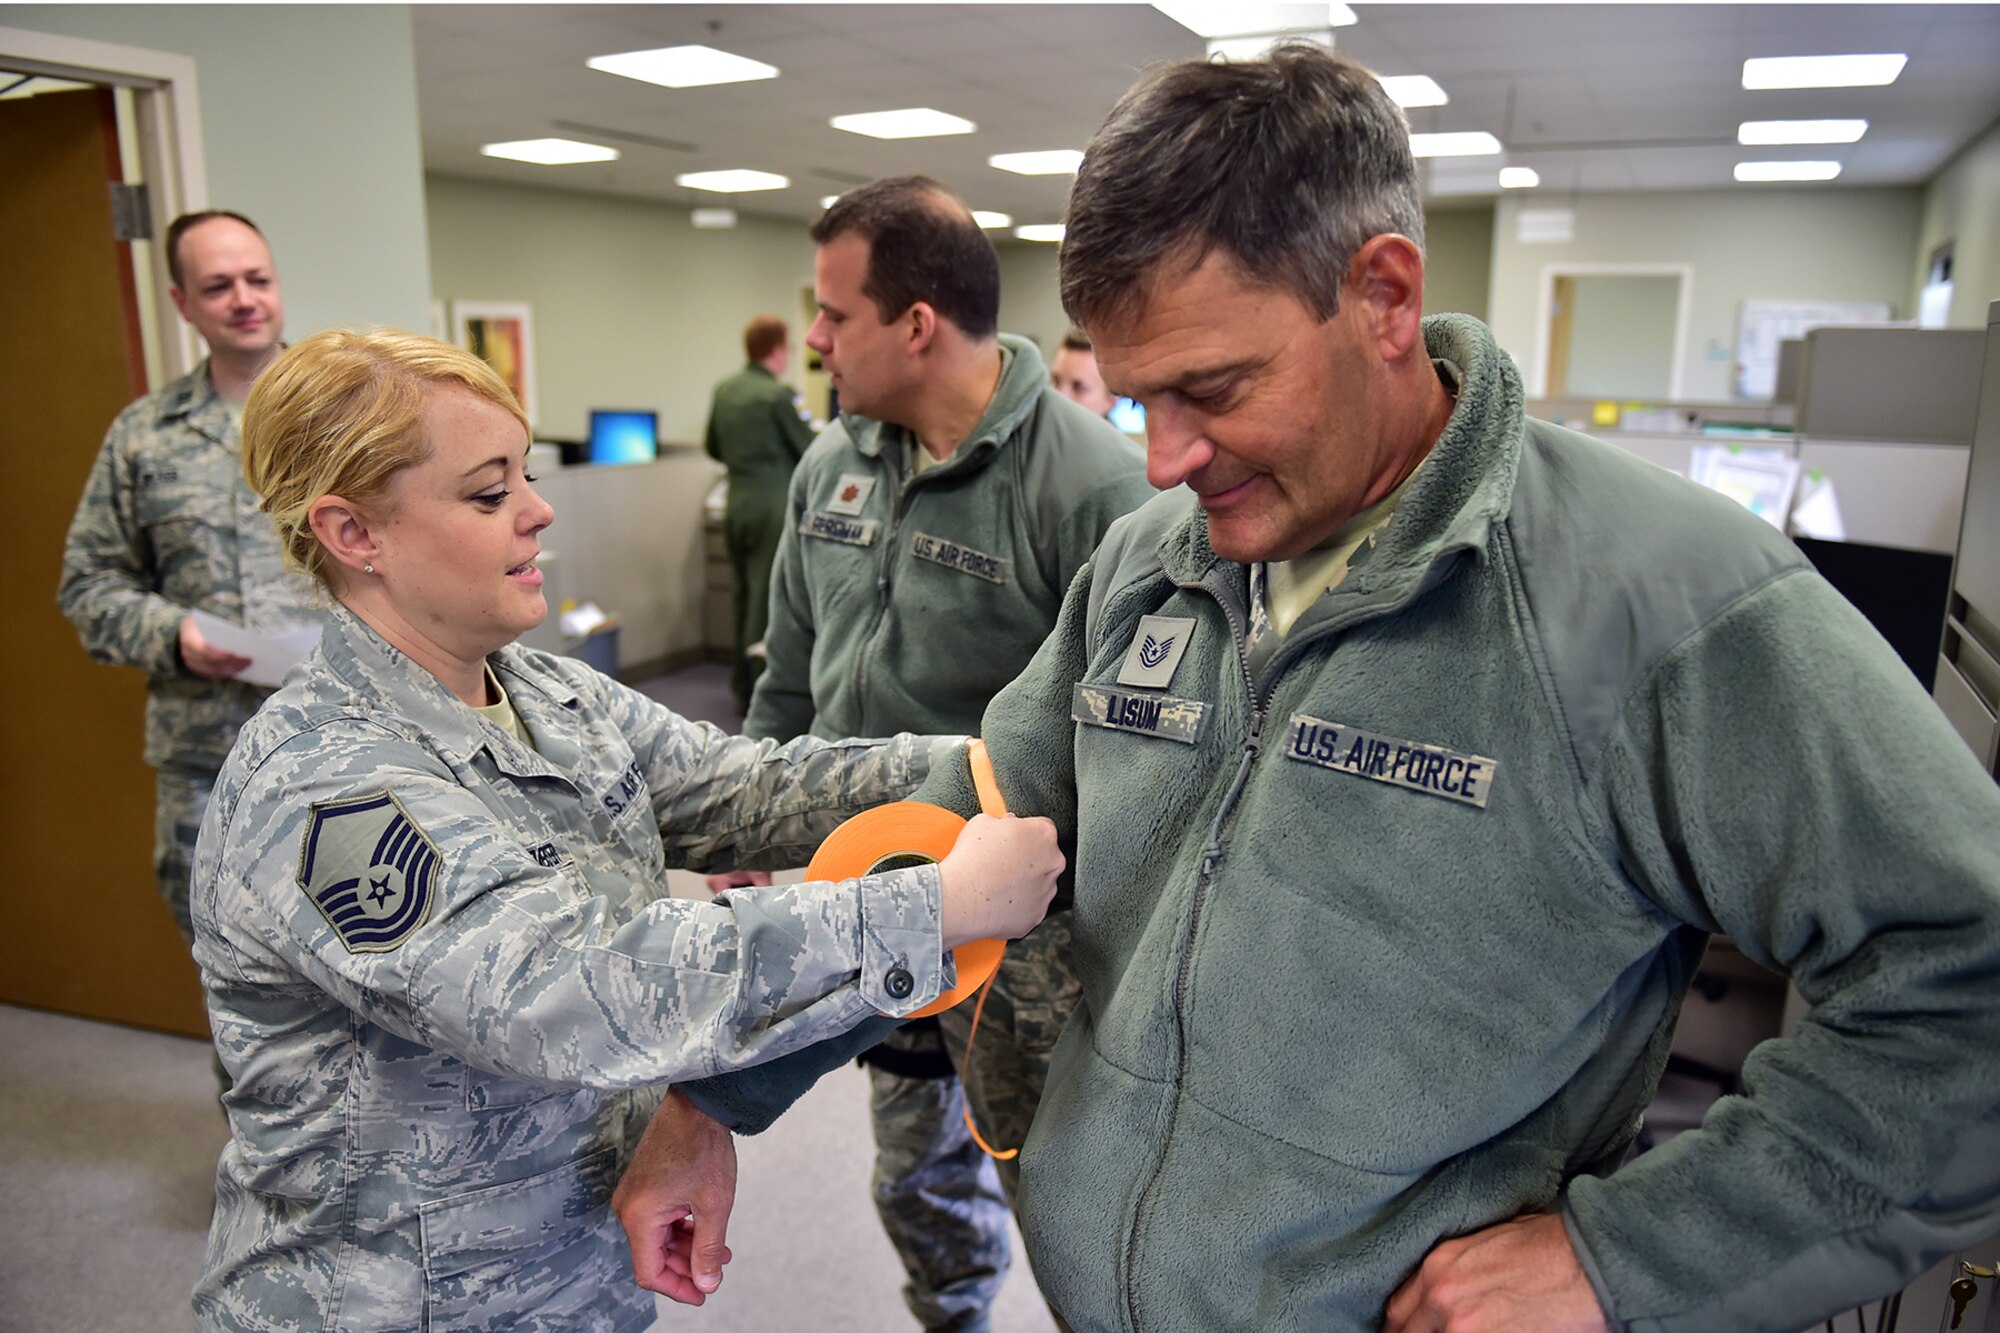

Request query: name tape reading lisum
[{"left": 1284, "top": 712, "right": 1496, "bottom": 808}]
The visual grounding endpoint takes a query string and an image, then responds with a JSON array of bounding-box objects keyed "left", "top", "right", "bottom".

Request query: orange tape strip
[{"left": 806, "top": 740, "right": 1021, "bottom": 1158}]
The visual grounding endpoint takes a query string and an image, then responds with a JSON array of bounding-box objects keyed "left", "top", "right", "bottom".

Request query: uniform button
[{"left": 884, "top": 967, "right": 914, "bottom": 1000}]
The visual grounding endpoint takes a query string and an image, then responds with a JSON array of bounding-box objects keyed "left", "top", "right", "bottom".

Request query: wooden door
[{"left": 1, "top": 83, "right": 209, "bottom": 1038}]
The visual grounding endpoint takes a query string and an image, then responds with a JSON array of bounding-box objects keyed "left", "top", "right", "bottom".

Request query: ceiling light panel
[
  {"left": 1152, "top": 2, "right": 1337, "bottom": 39},
  {"left": 482, "top": 138, "right": 619, "bottom": 165},
  {"left": 1740, "top": 54, "right": 1906, "bottom": 90},
  {"left": 1377, "top": 75, "right": 1448, "bottom": 109},
  {"left": 972, "top": 211, "right": 1013, "bottom": 229},
  {"left": 1737, "top": 119, "right": 1868, "bottom": 146},
  {"left": 676, "top": 169, "right": 790, "bottom": 193},
  {"left": 1498, "top": 167, "right": 1540, "bottom": 189},
  {"left": 588, "top": 45, "right": 778, "bottom": 89},
  {"left": 1409, "top": 131, "right": 1503, "bottom": 159},
  {"left": 830, "top": 108, "right": 976, "bottom": 140},
  {"left": 989, "top": 150, "right": 1085, "bottom": 176},
  {"left": 819, "top": 195, "right": 842, "bottom": 209},
  {"left": 1014, "top": 224, "right": 1066, "bottom": 243},
  {"left": 1734, "top": 160, "right": 1843, "bottom": 182}
]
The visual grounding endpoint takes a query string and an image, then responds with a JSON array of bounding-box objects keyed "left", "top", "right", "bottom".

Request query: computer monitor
[{"left": 587, "top": 410, "right": 658, "bottom": 465}]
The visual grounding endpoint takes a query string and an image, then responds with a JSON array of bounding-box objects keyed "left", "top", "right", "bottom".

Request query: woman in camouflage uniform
[{"left": 187, "top": 328, "right": 1060, "bottom": 1333}]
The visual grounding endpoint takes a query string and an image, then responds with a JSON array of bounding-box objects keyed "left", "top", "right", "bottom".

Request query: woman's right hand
[{"left": 936, "top": 813, "right": 1063, "bottom": 949}]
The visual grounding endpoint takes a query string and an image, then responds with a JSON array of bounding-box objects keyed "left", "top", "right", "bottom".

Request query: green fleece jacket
[
  {"left": 686, "top": 315, "right": 2000, "bottom": 1332},
  {"left": 743, "top": 334, "right": 1152, "bottom": 742}
]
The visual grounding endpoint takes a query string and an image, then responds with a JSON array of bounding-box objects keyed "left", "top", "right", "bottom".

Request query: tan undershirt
[
  {"left": 1261, "top": 454, "right": 1427, "bottom": 639},
  {"left": 473, "top": 665, "right": 535, "bottom": 751}
]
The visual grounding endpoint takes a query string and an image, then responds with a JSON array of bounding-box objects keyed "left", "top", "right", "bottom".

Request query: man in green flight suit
[{"left": 704, "top": 315, "right": 815, "bottom": 710}]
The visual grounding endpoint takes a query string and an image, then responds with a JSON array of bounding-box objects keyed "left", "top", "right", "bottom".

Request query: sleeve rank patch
[
  {"left": 1072, "top": 683, "right": 1209, "bottom": 745},
  {"left": 296, "top": 790, "right": 442, "bottom": 952},
  {"left": 1284, "top": 713, "right": 1497, "bottom": 809}
]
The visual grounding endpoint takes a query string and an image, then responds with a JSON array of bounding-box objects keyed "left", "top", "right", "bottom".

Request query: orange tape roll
[{"left": 806, "top": 801, "right": 1006, "bottom": 1019}]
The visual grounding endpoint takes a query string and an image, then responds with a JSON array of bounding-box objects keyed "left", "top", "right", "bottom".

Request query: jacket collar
[
  {"left": 1155, "top": 313, "right": 1523, "bottom": 621},
  {"left": 317, "top": 605, "right": 586, "bottom": 778},
  {"left": 154, "top": 359, "right": 234, "bottom": 445},
  {"left": 842, "top": 332, "right": 1047, "bottom": 470}
]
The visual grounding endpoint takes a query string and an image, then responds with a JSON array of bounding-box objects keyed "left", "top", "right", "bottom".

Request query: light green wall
[
  {"left": 1564, "top": 274, "right": 1681, "bottom": 399},
  {"left": 994, "top": 241, "right": 1070, "bottom": 357},
  {"left": 426, "top": 175, "right": 817, "bottom": 444},
  {"left": 1422, "top": 204, "right": 1494, "bottom": 322},
  {"left": 6, "top": 4, "right": 432, "bottom": 339},
  {"left": 1915, "top": 114, "right": 2000, "bottom": 328},
  {"left": 1489, "top": 188, "right": 1922, "bottom": 401}
]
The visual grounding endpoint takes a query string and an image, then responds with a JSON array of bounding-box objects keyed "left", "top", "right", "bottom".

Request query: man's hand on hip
[{"left": 1384, "top": 1212, "right": 1609, "bottom": 1333}]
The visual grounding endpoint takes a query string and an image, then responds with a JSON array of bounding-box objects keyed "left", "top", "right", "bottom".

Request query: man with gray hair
[{"left": 633, "top": 46, "right": 2000, "bottom": 1332}]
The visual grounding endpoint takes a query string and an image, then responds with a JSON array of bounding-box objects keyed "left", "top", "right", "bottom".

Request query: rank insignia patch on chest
[
  {"left": 296, "top": 791, "right": 440, "bottom": 952},
  {"left": 1117, "top": 614, "right": 1197, "bottom": 688},
  {"left": 825, "top": 472, "right": 878, "bottom": 516}
]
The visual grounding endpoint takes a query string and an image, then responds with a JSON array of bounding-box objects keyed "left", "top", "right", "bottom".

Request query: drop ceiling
[{"left": 412, "top": 3, "right": 2000, "bottom": 228}]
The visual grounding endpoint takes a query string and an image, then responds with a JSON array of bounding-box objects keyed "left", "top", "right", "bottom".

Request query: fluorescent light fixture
[
  {"left": 1740, "top": 53, "right": 1906, "bottom": 90},
  {"left": 972, "top": 211, "right": 1013, "bottom": 229},
  {"left": 989, "top": 149, "right": 1085, "bottom": 175},
  {"left": 1377, "top": 75, "right": 1448, "bottom": 108},
  {"left": 819, "top": 195, "right": 842, "bottom": 209},
  {"left": 1498, "top": 166, "right": 1540, "bottom": 189},
  {"left": 1737, "top": 119, "right": 1868, "bottom": 145},
  {"left": 1734, "top": 160, "right": 1843, "bottom": 182},
  {"left": 830, "top": 107, "right": 975, "bottom": 139},
  {"left": 587, "top": 45, "right": 778, "bottom": 89},
  {"left": 1409, "top": 131, "right": 1503, "bottom": 158},
  {"left": 691, "top": 208, "right": 737, "bottom": 229},
  {"left": 1153, "top": 2, "right": 1345, "bottom": 38},
  {"left": 1013, "top": 224, "right": 1066, "bottom": 243},
  {"left": 481, "top": 138, "right": 619, "bottom": 165},
  {"left": 1209, "top": 31, "right": 1332, "bottom": 61},
  {"left": 675, "top": 168, "right": 789, "bottom": 193}
]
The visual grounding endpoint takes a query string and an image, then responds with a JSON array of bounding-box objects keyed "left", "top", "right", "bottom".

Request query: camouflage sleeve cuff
[{"left": 855, "top": 862, "right": 950, "bottom": 1015}]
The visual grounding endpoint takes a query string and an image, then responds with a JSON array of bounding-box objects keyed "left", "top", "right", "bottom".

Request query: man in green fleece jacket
[
  {"left": 708, "top": 177, "right": 1152, "bottom": 1332},
  {"left": 633, "top": 49, "right": 2000, "bottom": 1333},
  {"left": 704, "top": 314, "right": 816, "bottom": 710}
]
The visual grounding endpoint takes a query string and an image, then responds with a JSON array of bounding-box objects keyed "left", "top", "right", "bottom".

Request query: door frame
[
  {"left": 0, "top": 24, "right": 207, "bottom": 383},
  {"left": 1533, "top": 262, "right": 1694, "bottom": 400}
]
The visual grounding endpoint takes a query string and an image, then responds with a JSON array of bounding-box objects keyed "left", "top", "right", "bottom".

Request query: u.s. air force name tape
[
  {"left": 805, "top": 800, "right": 1004, "bottom": 1019},
  {"left": 1284, "top": 712, "right": 1496, "bottom": 809},
  {"left": 910, "top": 531, "right": 1008, "bottom": 584},
  {"left": 801, "top": 511, "right": 878, "bottom": 546},
  {"left": 1072, "top": 683, "right": 1209, "bottom": 745}
]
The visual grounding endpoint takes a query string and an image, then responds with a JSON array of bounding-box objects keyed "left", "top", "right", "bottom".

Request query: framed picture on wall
[{"left": 452, "top": 300, "right": 537, "bottom": 427}]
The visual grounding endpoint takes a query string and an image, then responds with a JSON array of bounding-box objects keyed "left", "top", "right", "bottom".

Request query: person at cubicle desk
[
  {"left": 634, "top": 47, "right": 2000, "bottom": 1333},
  {"left": 186, "top": 327, "right": 1061, "bottom": 1332},
  {"left": 58, "top": 210, "right": 323, "bottom": 968},
  {"left": 705, "top": 314, "right": 817, "bottom": 711},
  {"left": 709, "top": 176, "right": 1152, "bottom": 1333}
]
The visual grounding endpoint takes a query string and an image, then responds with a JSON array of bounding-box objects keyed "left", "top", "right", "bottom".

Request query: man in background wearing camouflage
[
  {"left": 704, "top": 314, "right": 816, "bottom": 711},
  {"left": 58, "top": 210, "right": 320, "bottom": 972},
  {"left": 709, "top": 178, "right": 1152, "bottom": 1331}
]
